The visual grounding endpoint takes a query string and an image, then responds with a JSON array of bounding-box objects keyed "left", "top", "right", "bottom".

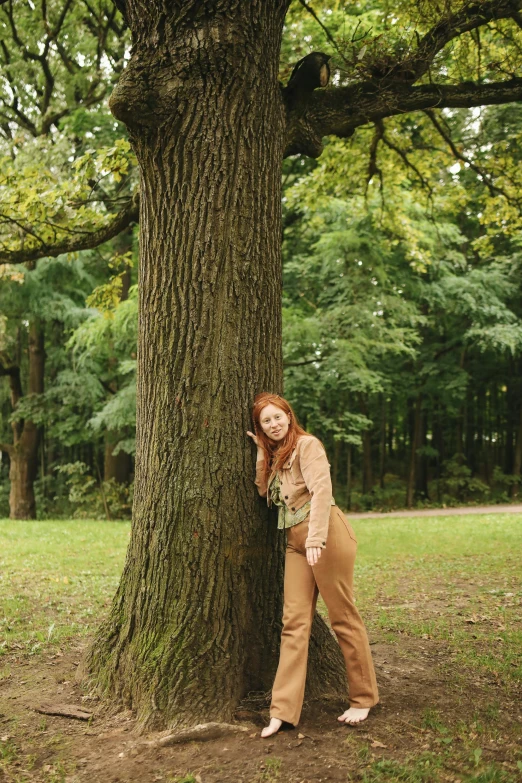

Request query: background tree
[{"left": 0, "top": 0, "right": 136, "bottom": 517}]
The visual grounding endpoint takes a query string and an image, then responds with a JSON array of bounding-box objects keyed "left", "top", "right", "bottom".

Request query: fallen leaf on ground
[{"left": 371, "top": 740, "right": 387, "bottom": 748}]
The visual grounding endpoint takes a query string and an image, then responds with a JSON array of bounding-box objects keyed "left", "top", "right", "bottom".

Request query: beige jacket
[{"left": 255, "top": 435, "right": 333, "bottom": 549}]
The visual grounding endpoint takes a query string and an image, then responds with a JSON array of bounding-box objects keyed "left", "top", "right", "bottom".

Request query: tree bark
[
  {"left": 466, "top": 390, "right": 476, "bottom": 475},
  {"left": 362, "top": 428, "right": 373, "bottom": 496},
  {"left": 346, "top": 443, "right": 352, "bottom": 511},
  {"left": 406, "top": 395, "right": 422, "bottom": 509},
  {"left": 387, "top": 400, "right": 394, "bottom": 459},
  {"left": 379, "top": 394, "right": 386, "bottom": 490},
  {"left": 332, "top": 437, "right": 340, "bottom": 496},
  {"left": 8, "top": 318, "right": 45, "bottom": 519},
  {"left": 511, "top": 402, "right": 522, "bottom": 498},
  {"left": 485, "top": 384, "right": 493, "bottom": 486},
  {"left": 511, "top": 367, "right": 522, "bottom": 498},
  {"left": 358, "top": 396, "right": 373, "bottom": 495},
  {"left": 504, "top": 378, "right": 515, "bottom": 476},
  {"left": 415, "top": 409, "right": 429, "bottom": 501},
  {"left": 103, "top": 439, "right": 132, "bottom": 484},
  {"left": 86, "top": 0, "right": 345, "bottom": 731}
]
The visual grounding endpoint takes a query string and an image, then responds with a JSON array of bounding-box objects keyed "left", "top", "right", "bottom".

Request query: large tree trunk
[
  {"left": 9, "top": 319, "right": 45, "bottom": 519},
  {"left": 86, "top": 0, "right": 345, "bottom": 731}
]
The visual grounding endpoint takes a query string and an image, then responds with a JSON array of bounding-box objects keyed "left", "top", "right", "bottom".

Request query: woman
[{"left": 247, "top": 392, "right": 379, "bottom": 738}]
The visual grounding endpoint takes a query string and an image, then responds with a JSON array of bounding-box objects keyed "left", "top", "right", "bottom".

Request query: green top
[{"left": 268, "top": 472, "right": 312, "bottom": 530}]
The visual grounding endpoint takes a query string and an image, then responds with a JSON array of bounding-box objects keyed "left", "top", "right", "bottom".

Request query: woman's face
[{"left": 259, "top": 404, "right": 291, "bottom": 442}]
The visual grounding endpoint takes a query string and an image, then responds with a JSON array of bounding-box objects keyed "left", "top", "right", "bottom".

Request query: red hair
[{"left": 251, "top": 392, "right": 310, "bottom": 486}]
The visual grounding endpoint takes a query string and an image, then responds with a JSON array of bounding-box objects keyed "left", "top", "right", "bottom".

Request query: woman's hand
[
  {"left": 306, "top": 547, "right": 323, "bottom": 567},
  {"left": 246, "top": 430, "right": 259, "bottom": 447}
]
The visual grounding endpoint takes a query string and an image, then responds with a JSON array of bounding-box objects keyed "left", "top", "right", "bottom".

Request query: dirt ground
[{"left": 1, "top": 629, "right": 521, "bottom": 783}]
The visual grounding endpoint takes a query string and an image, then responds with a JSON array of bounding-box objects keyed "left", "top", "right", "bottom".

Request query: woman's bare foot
[
  {"left": 261, "top": 717, "right": 283, "bottom": 738},
  {"left": 337, "top": 707, "right": 370, "bottom": 725}
]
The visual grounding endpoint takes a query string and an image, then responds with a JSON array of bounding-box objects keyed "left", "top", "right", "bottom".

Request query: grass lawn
[
  {"left": 350, "top": 513, "right": 522, "bottom": 684},
  {"left": 0, "top": 519, "right": 129, "bottom": 658},
  {"left": 0, "top": 513, "right": 521, "bottom": 783}
]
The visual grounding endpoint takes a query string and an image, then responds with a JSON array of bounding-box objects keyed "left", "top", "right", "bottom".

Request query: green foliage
[
  {"left": 0, "top": 139, "right": 136, "bottom": 261},
  {"left": 86, "top": 250, "right": 134, "bottom": 312},
  {"left": 65, "top": 282, "right": 138, "bottom": 452},
  {"left": 0, "top": 1, "right": 127, "bottom": 137},
  {"left": 2, "top": 0, "right": 522, "bottom": 517},
  {"left": 0, "top": 0, "right": 135, "bottom": 264},
  {"left": 281, "top": 82, "right": 522, "bottom": 508},
  {"left": 437, "top": 457, "right": 490, "bottom": 502},
  {"left": 55, "top": 462, "right": 132, "bottom": 520},
  {"left": 350, "top": 475, "right": 407, "bottom": 512},
  {"left": 281, "top": 0, "right": 522, "bottom": 89},
  {"left": 283, "top": 195, "right": 424, "bottom": 443}
]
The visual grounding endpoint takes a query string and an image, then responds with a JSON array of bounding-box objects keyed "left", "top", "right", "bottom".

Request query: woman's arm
[{"left": 299, "top": 437, "right": 332, "bottom": 549}]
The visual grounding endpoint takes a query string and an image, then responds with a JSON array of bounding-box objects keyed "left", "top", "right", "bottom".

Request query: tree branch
[
  {"left": 0, "top": 191, "right": 139, "bottom": 265},
  {"left": 284, "top": 77, "right": 522, "bottom": 157},
  {"left": 110, "top": 0, "right": 127, "bottom": 25},
  {"left": 366, "top": 120, "right": 384, "bottom": 195},
  {"left": 0, "top": 364, "right": 19, "bottom": 378},
  {"left": 424, "top": 109, "right": 522, "bottom": 205},
  {"left": 297, "top": 0, "right": 348, "bottom": 65},
  {"left": 284, "top": 357, "right": 324, "bottom": 367},
  {"left": 387, "top": 0, "right": 522, "bottom": 84},
  {"left": 380, "top": 126, "right": 434, "bottom": 198}
]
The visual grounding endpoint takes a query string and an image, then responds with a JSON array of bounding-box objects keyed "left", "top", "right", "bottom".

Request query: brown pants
[{"left": 270, "top": 505, "right": 379, "bottom": 726}]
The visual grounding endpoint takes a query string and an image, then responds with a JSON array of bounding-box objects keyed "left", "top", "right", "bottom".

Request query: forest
[{"left": 1, "top": 1, "right": 522, "bottom": 519}]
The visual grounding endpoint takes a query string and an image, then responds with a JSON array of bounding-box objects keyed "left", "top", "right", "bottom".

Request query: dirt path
[{"left": 348, "top": 502, "right": 522, "bottom": 519}]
